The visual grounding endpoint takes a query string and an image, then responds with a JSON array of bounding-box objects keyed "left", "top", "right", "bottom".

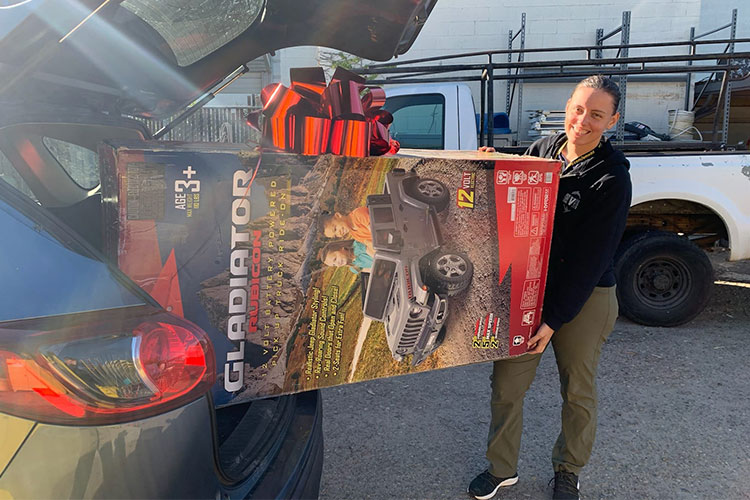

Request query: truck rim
[{"left": 635, "top": 256, "right": 691, "bottom": 308}]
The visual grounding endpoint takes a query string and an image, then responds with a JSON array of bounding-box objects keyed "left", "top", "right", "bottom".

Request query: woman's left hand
[{"left": 527, "top": 322, "right": 555, "bottom": 354}]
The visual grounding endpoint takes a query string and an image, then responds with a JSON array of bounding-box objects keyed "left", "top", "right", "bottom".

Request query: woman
[{"left": 469, "top": 75, "right": 632, "bottom": 500}]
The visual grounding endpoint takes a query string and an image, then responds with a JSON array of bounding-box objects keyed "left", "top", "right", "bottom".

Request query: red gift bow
[{"left": 246, "top": 67, "right": 399, "bottom": 157}]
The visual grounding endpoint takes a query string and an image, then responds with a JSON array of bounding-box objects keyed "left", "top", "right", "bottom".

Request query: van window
[
  {"left": 0, "top": 148, "right": 35, "bottom": 200},
  {"left": 383, "top": 94, "right": 445, "bottom": 149},
  {"left": 42, "top": 137, "right": 99, "bottom": 190}
]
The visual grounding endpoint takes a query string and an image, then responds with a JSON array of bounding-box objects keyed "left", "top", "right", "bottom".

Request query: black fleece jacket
[{"left": 525, "top": 132, "right": 632, "bottom": 331}]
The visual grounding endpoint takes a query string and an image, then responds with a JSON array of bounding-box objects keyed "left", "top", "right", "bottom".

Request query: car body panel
[
  {"left": 0, "top": 414, "right": 35, "bottom": 475},
  {"left": 0, "top": 397, "right": 219, "bottom": 499}
]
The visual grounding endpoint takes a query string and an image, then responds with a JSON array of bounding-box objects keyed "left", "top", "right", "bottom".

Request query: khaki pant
[{"left": 486, "top": 286, "right": 618, "bottom": 477}]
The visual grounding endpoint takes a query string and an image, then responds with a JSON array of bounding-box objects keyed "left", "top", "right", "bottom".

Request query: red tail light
[{"left": 0, "top": 307, "right": 215, "bottom": 425}]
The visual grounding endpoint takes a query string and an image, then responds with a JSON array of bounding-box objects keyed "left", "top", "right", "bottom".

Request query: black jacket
[{"left": 525, "top": 132, "right": 632, "bottom": 331}]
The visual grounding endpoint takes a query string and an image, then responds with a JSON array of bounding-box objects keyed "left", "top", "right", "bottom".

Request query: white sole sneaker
[{"left": 468, "top": 474, "right": 519, "bottom": 500}]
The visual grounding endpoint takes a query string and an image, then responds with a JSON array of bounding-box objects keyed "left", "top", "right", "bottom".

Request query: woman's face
[
  {"left": 564, "top": 86, "right": 619, "bottom": 152},
  {"left": 323, "top": 248, "right": 352, "bottom": 267}
]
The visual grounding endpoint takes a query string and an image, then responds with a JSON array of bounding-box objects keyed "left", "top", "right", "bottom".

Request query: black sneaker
[
  {"left": 552, "top": 471, "right": 580, "bottom": 500},
  {"left": 467, "top": 470, "right": 519, "bottom": 500}
]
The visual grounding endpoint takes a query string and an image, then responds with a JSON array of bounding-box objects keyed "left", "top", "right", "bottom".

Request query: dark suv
[
  {"left": 0, "top": 1, "right": 436, "bottom": 497},
  {"left": 361, "top": 169, "right": 473, "bottom": 366}
]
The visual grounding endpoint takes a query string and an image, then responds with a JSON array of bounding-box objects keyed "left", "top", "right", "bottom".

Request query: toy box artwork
[{"left": 101, "top": 142, "right": 560, "bottom": 405}]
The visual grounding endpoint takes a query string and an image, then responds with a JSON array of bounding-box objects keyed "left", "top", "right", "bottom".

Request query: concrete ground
[{"left": 319, "top": 250, "right": 750, "bottom": 499}]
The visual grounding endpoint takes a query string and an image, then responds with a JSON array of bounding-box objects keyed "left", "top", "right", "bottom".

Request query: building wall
[{"left": 268, "top": 0, "right": 747, "bottom": 142}]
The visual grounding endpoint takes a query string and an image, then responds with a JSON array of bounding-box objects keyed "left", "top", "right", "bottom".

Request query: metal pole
[
  {"left": 596, "top": 28, "right": 604, "bottom": 63},
  {"left": 480, "top": 74, "right": 486, "bottom": 147},
  {"left": 685, "top": 27, "right": 695, "bottom": 111},
  {"left": 712, "top": 70, "right": 729, "bottom": 144},
  {"left": 616, "top": 11, "right": 631, "bottom": 143},
  {"left": 506, "top": 29, "right": 513, "bottom": 114},
  {"left": 364, "top": 37, "right": 750, "bottom": 70},
  {"left": 721, "top": 8, "right": 736, "bottom": 144},
  {"left": 516, "top": 13, "right": 526, "bottom": 145},
  {"left": 488, "top": 57, "right": 495, "bottom": 147}
]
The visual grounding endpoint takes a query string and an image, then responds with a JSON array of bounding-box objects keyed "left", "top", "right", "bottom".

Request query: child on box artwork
[
  {"left": 318, "top": 240, "right": 373, "bottom": 272},
  {"left": 320, "top": 207, "right": 372, "bottom": 244}
]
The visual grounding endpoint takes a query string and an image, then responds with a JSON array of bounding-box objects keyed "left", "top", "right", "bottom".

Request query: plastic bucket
[{"left": 668, "top": 110, "right": 695, "bottom": 140}]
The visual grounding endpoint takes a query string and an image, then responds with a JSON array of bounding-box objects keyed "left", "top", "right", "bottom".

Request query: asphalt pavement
[{"left": 319, "top": 253, "right": 750, "bottom": 499}]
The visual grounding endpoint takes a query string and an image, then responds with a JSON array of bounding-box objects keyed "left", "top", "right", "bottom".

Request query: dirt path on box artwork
[{"left": 347, "top": 318, "right": 372, "bottom": 381}]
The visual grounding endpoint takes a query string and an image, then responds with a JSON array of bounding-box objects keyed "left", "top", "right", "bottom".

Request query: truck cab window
[{"left": 384, "top": 94, "right": 445, "bottom": 149}]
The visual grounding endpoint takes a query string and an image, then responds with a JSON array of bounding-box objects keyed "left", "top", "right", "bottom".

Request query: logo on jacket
[
  {"left": 591, "top": 174, "right": 615, "bottom": 191},
  {"left": 562, "top": 191, "right": 581, "bottom": 213}
]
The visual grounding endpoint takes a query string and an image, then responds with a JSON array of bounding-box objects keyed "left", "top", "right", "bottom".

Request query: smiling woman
[{"left": 470, "top": 75, "right": 632, "bottom": 500}]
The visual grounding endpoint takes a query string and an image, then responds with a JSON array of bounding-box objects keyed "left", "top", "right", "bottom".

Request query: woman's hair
[
  {"left": 574, "top": 75, "right": 621, "bottom": 113},
  {"left": 318, "top": 239, "right": 355, "bottom": 264}
]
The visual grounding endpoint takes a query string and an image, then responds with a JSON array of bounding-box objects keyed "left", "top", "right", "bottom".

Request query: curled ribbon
[{"left": 246, "top": 67, "right": 399, "bottom": 157}]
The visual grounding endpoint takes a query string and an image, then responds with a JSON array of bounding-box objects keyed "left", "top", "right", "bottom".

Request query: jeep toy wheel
[
  {"left": 425, "top": 251, "right": 473, "bottom": 296},
  {"left": 406, "top": 177, "right": 450, "bottom": 212}
]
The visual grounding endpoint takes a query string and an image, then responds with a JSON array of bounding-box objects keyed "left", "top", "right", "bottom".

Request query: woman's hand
[
  {"left": 527, "top": 322, "right": 555, "bottom": 354},
  {"left": 478, "top": 146, "right": 496, "bottom": 152}
]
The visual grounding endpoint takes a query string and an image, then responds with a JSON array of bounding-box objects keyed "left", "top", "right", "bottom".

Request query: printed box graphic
[{"left": 101, "top": 142, "right": 560, "bottom": 405}]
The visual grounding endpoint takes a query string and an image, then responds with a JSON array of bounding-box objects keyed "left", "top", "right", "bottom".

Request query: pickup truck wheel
[
  {"left": 405, "top": 177, "right": 450, "bottom": 212},
  {"left": 614, "top": 231, "right": 713, "bottom": 326},
  {"left": 424, "top": 250, "right": 473, "bottom": 296}
]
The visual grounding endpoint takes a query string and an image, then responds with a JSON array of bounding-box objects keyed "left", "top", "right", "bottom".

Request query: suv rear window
[
  {"left": 0, "top": 149, "right": 35, "bottom": 200},
  {"left": 122, "top": 0, "right": 264, "bottom": 67},
  {"left": 42, "top": 137, "right": 99, "bottom": 190}
]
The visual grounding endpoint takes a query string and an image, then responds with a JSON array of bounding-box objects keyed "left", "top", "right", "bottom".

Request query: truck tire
[
  {"left": 424, "top": 250, "right": 473, "bottom": 296},
  {"left": 405, "top": 177, "right": 450, "bottom": 212},
  {"left": 614, "top": 231, "right": 713, "bottom": 326}
]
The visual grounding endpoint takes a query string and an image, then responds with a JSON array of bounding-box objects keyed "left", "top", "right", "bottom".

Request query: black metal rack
[{"left": 359, "top": 9, "right": 747, "bottom": 149}]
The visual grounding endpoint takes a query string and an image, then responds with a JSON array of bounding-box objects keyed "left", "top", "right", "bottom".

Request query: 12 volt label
[{"left": 457, "top": 171, "right": 476, "bottom": 209}]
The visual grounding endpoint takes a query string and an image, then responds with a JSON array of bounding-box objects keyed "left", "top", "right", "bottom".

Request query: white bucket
[{"left": 668, "top": 110, "right": 696, "bottom": 141}]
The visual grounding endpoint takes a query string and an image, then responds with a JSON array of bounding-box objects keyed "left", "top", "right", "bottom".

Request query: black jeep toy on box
[{"left": 361, "top": 169, "right": 473, "bottom": 365}]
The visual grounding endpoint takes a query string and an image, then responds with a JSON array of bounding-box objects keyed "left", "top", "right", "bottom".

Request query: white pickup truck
[{"left": 383, "top": 83, "right": 750, "bottom": 327}]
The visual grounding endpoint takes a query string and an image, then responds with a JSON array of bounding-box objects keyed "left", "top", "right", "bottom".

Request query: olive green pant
[{"left": 486, "top": 286, "right": 618, "bottom": 477}]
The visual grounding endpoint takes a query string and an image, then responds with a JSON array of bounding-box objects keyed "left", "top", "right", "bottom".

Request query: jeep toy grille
[{"left": 397, "top": 316, "right": 426, "bottom": 352}]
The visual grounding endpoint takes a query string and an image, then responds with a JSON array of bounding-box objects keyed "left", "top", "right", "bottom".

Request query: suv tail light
[{"left": 0, "top": 306, "right": 215, "bottom": 425}]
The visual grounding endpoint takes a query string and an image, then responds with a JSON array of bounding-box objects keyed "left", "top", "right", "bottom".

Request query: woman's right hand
[{"left": 478, "top": 146, "right": 496, "bottom": 152}]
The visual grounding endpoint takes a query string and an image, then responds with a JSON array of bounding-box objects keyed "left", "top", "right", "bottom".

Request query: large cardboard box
[{"left": 101, "top": 142, "right": 560, "bottom": 405}]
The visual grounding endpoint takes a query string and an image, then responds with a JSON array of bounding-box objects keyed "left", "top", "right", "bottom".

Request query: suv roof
[{"left": 0, "top": 0, "right": 437, "bottom": 119}]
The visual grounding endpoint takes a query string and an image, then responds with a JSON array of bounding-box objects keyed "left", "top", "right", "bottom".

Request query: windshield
[
  {"left": 121, "top": 0, "right": 265, "bottom": 67},
  {"left": 364, "top": 260, "right": 396, "bottom": 320}
]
